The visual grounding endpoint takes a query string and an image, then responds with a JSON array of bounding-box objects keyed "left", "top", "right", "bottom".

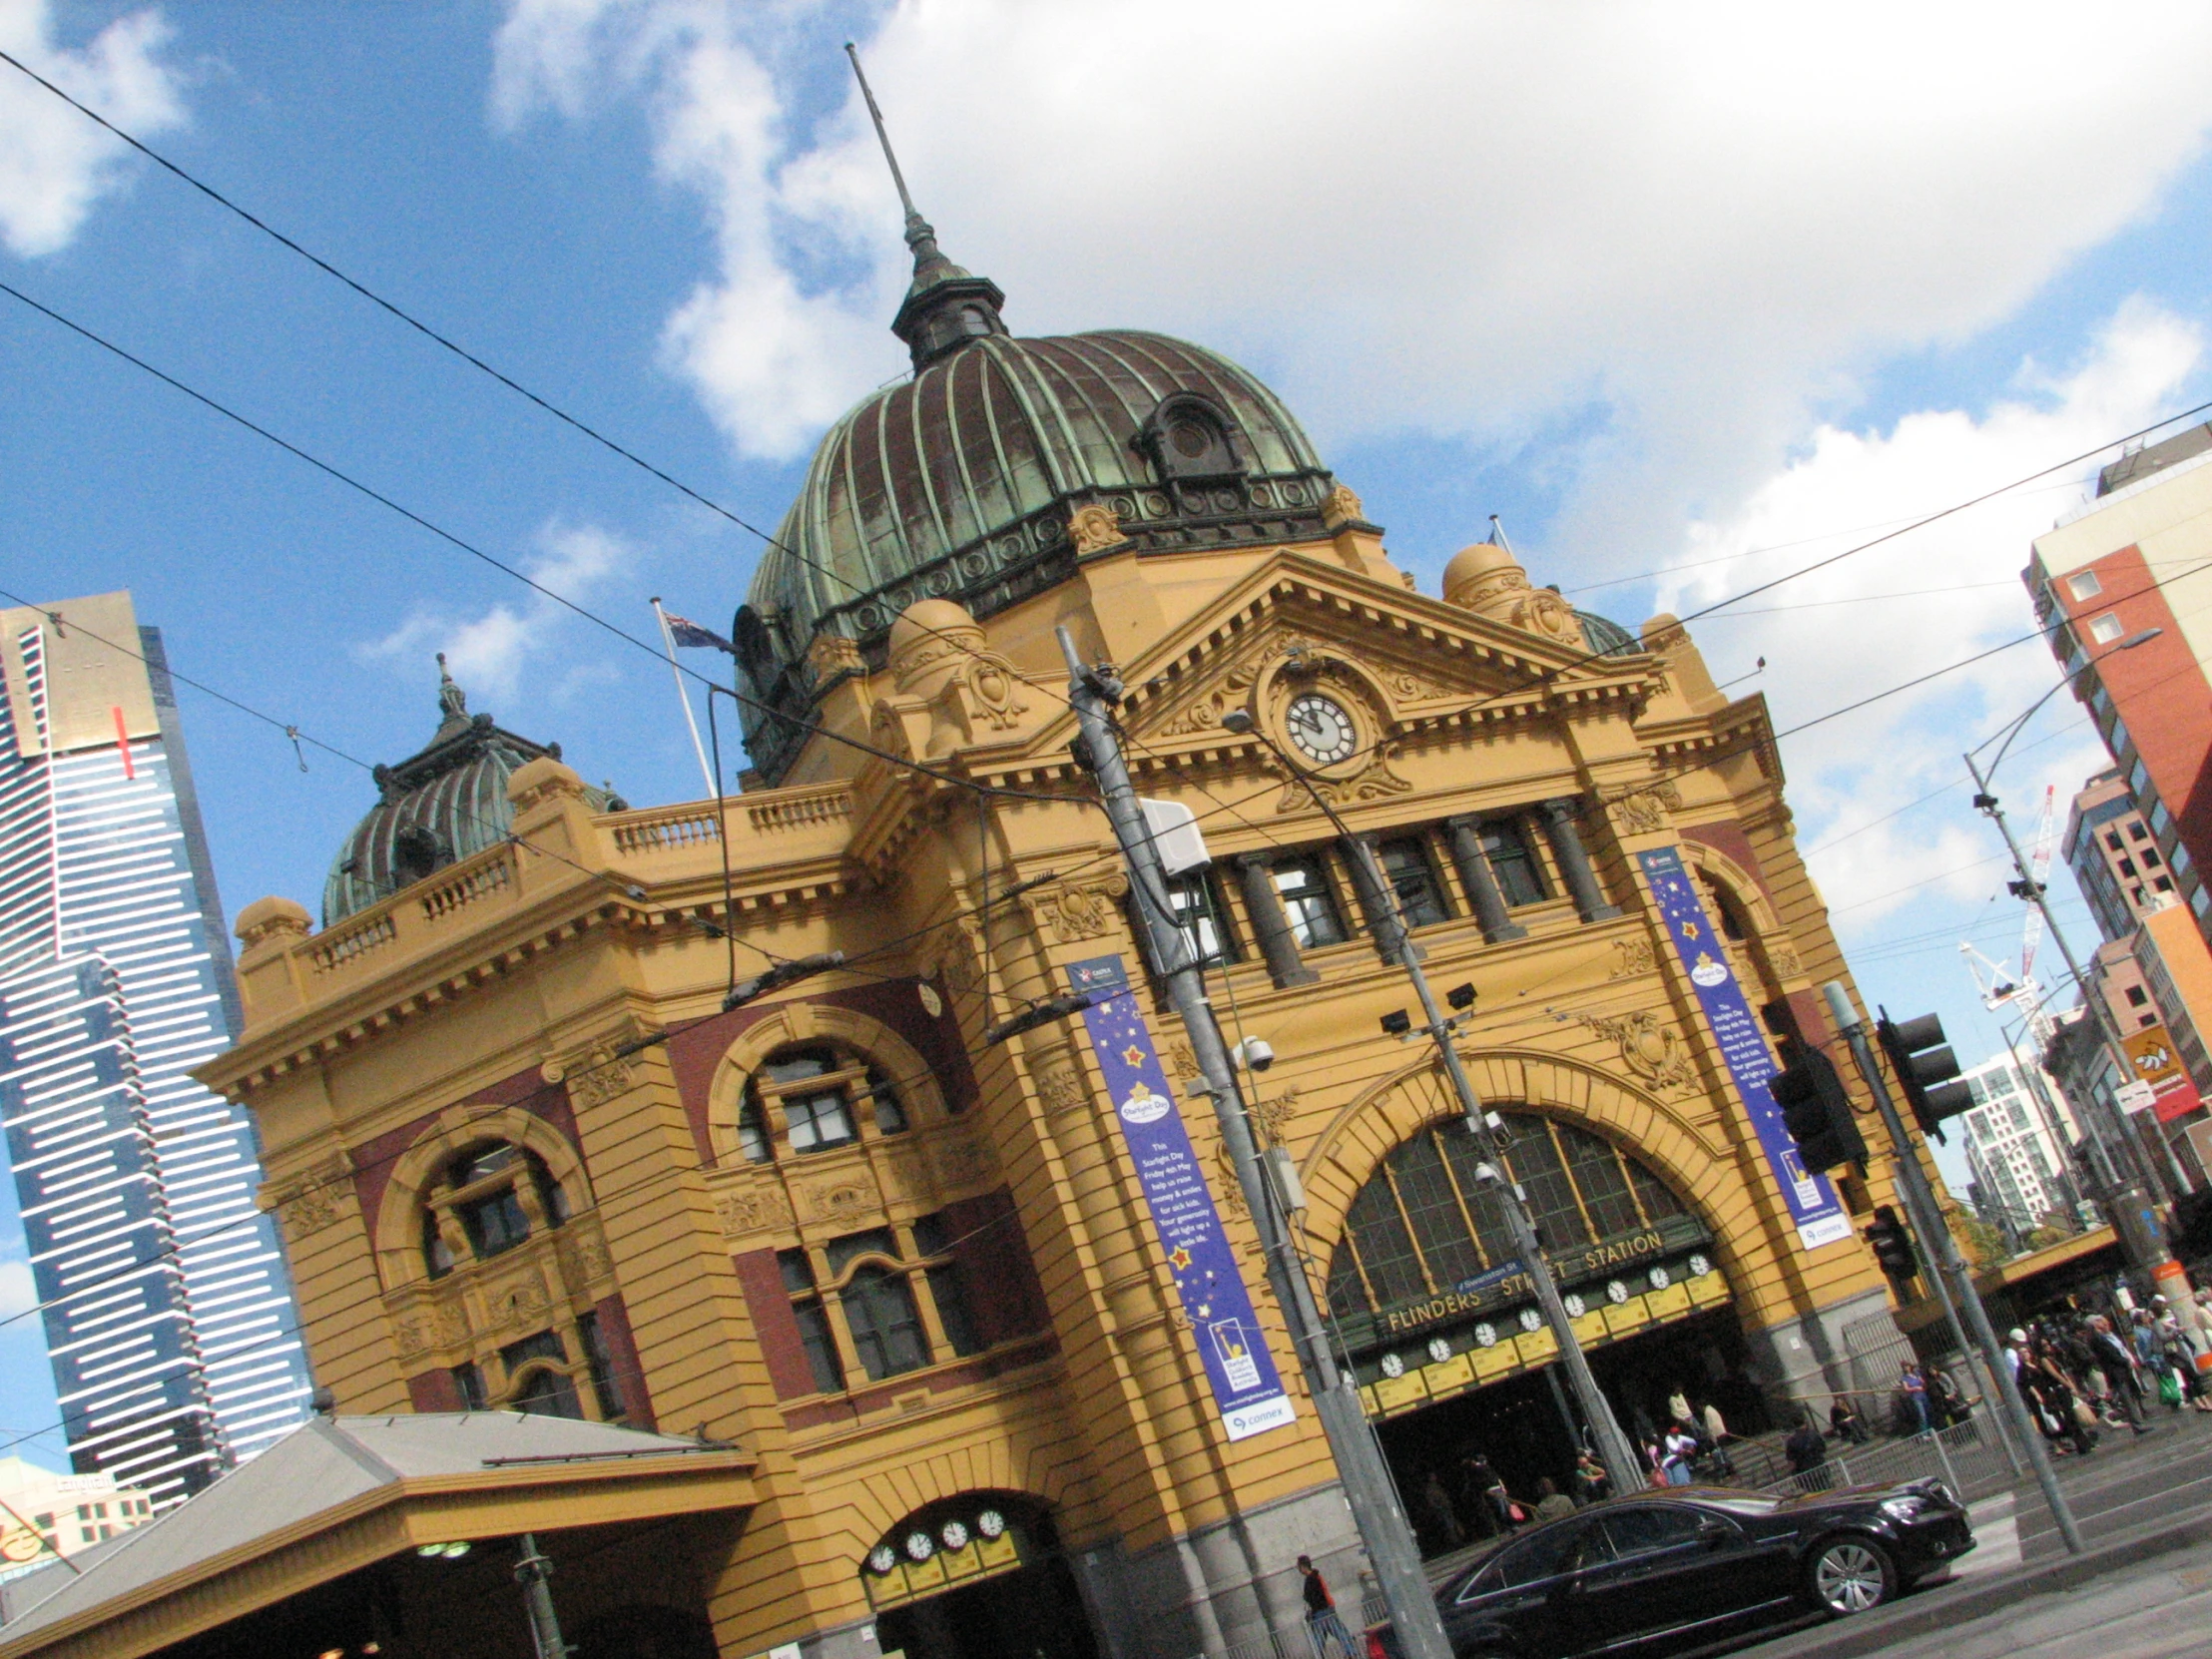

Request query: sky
[{"left": 6, "top": 0, "right": 2212, "bottom": 1461}]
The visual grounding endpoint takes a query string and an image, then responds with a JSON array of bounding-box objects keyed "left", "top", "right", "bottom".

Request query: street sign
[{"left": 2114, "top": 1079, "right": 2157, "bottom": 1113}]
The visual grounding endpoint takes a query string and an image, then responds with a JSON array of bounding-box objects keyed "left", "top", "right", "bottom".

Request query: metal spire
[{"left": 844, "top": 42, "right": 920, "bottom": 228}]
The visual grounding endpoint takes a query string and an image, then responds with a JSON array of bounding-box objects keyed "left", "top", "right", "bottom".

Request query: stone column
[
  {"left": 1233, "top": 852, "right": 1318, "bottom": 987},
  {"left": 1443, "top": 816, "right": 1526, "bottom": 943},
  {"left": 1542, "top": 799, "right": 1622, "bottom": 922},
  {"left": 1342, "top": 835, "right": 1419, "bottom": 961}
]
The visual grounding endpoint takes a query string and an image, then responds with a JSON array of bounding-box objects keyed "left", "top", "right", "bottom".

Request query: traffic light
[
  {"left": 1769, "top": 1039, "right": 1867, "bottom": 1173},
  {"left": 1864, "top": 1205, "right": 1919, "bottom": 1280},
  {"left": 1876, "top": 1011, "right": 1973, "bottom": 1141}
]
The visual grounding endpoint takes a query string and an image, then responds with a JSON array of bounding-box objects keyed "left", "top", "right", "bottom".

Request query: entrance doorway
[
  {"left": 864, "top": 1494, "right": 1101, "bottom": 1659},
  {"left": 874, "top": 1554, "right": 1098, "bottom": 1659},
  {"left": 1375, "top": 1307, "right": 1766, "bottom": 1553}
]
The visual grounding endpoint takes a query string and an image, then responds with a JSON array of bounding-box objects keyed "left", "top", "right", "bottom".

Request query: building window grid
[
  {"left": 422, "top": 1142, "right": 568, "bottom": 1281},
  {"left": 778, "top": 1213, "right": 988, "bottom": 1396},
  {"left": 1329, "top": 1115, "right": 1685, "bottom": 1319},
  {"left": 744, "top": 1045, "right": 911, "bottom": 1163}
]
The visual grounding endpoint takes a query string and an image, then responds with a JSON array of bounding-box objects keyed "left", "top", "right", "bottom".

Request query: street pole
[
  {"left": 1965, "top": 750, "right": 2176, "bottom": 1276},
  {"left": 1215, "top": 708, "right": 1641, "bottom": 1491},
  {"left": 1824, "top": 983, "right": 2081, "bottom": 1554},
  {"left": 514, "top": 1533, "right": 571, "bottom": 1659},
  {"left": 1057, "top": 630, "right": 1454, "bottom": 1659}
]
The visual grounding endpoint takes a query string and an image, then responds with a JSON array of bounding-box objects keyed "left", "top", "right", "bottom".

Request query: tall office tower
[{"left": 0, "top": 593, "right": 309, "bottom": 1505}]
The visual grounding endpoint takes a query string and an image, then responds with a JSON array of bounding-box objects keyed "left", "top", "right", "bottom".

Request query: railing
[
  {"left": 609, "top": 805, "right": 723, "bottom": 855},
  {"left": 307, "top": 910, "right": 396, "bottom": 974},
  {"left": 417, "top": 846, "right": 513, "bottom": 921},
  {"left": 1760, "top": 1416, "right": 2013, "bottom": 1501},
  {"left": 745, "top": 785, "right": 850, "bottom": 833},
  {"left": 1179, "top": 1592, "right": 1389, "bottom": 1659}
]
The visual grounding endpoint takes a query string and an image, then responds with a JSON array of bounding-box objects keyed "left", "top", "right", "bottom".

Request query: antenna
[
  {"left": 844, "top": 42, "right": 920, "bottom": 225},
  {"left": 1488, "top": 514, "right": 1515, "bottom": 557}
]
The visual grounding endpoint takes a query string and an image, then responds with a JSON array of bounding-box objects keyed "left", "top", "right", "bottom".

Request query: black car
[{"left": 1372, "top": 1478, "right": 1973, "bottom": 1658}]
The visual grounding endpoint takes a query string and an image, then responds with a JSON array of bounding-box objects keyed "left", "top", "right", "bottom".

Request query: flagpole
[{"left": 651, "top": 597, "right": 718, "bottom": 800}]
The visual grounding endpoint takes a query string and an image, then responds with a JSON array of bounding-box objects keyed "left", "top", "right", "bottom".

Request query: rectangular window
[
  {"left": 1502, "top": 1122, "right": 1591, "bottom": 1250},
  {"left": 2107, "top": 831, "right": 2126, "bottom": 851},
  {"left": 1387, "top": 1134, "right": 1485, "bottom": 1289},
  {"left": 2146, "top": 846, "right": 2165, "bottom": 867},
  {"left": 457, "top": 1187, "right": 531, "bottom": 1258},
  {"left": 2127, "top": 985, "right": 2149, "bottom": 1006},
  {"left": 1162, "top": 870, "right": 1235, "bottom": 968},
  {"left": 1272, "top": 854, "right": 1347, "bottom": 948},
  {"left": 1557, "top": 1123, "right": 1643, "bottom": 1239},
  {"left": 1376, "top": 835, "right": 1451, "bottom": 930},
  {"left": 1480, "top": 817, "right": 1548, "bottom": 907},
  {"left": 793, "top": 1299, "right": 844, "bottom": 1392},
  {"left": 925, "top": 1264, "right": 983, "bottom": 1357},
  {"left": 2132, "top": 822, "right": 2152, "bottom": 841},
  {"left": 2132, "top": 758, "right": 2153, "bottom": 801},
  {"left": 501, "top": 1330, "right": 567, "bottom": 1372},
  {"left": 841, "top": 1269, "right": 930, "bottom": 1381},
  {"left": 454, "top": 1361, "right": 486, "bottom": 1409},
  {"left": 1341, "top": 1171, "right": 1427, "bottom": 1308},
  {"left": 785, "top": 1086, "right": 856, "bottom": 1154},
  {"left": 2068, "top": 570, "right": 2103, "bottom": 601},
  {"left": 2089, "top": 612, "right": 2125, "bottom": 644},
  {"left": 578, "top": 1313, "right": 626, "bottom": 1420}
]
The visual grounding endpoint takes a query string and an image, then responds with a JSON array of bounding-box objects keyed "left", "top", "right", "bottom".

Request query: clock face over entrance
[{"left": 1285, "top": 693, "right": 1358, "bottom": 767}]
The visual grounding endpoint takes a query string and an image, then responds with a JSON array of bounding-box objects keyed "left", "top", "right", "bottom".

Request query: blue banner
[
  {"left": 1635, "top": 848, "right": 1854, "bottom": 1251},
  {"left": 1067, "top": 955, "right": 1296, "bottom": 1441}
]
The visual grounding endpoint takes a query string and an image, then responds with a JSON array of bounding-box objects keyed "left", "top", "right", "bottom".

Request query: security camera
[
  {"left": 1233, "top": 1037, "right": 1276, "bottom": 1073},
  {"left": 1470, "top": 1161, "right": 1505, "bottom": 1187}
]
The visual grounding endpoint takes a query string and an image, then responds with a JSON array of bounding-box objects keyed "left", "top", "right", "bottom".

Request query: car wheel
[{"left": 1805, "top": 1535, "right": 1897, "bottom": 1615}]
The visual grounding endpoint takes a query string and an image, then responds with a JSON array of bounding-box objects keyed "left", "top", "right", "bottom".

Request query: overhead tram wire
[
  {"left": 0, "top": 279, "right": 1072, "bottom": 815},
  {"left": 0, "top": 50, "right": 1312, "bottom": 868}
]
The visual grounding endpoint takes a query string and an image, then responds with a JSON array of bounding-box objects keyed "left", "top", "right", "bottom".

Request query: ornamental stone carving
[
  {"left": 1768, "top": 943, "right": 1804, "bottom": 979},
  {"left": 1040, "top": 874, "right": 1130, "bottom": 943},
  {"left": 806, "top": 1177, "right": 879, "bottom": 1225},
  {"left": 1609, "top": 936, "right": 1657, "bottom": 980},
  {"left": 1606, "top": 784, "right": 1682, "bottom": 836},
  {"left": 1036, "top": 1064, "right": 1088, "bottom": 1114},
  {"left": 1581, "top": 1010, "right": 1696, "bottom": 1096},
  {"left": 1069, "top": 501, "right": 1126, "bottom": 556},
  {"left": 485, "top": 1265, "right": 553, "bottom": 1332},
  {"left": 1322, "top": 484, "right": 1366, "bottom": 528},
  {"left": 808, "top": 632, "right": 866, "bottom": 678},
  {"left": 270, "top": 1155, "right": 351, "bottom": 1241},
  {"left": 716, "top": 1188, "right": 793, "bottom": 1238}
]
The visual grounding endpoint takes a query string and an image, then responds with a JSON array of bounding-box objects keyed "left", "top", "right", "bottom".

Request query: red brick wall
[{"left": 731, "top": 1246, "right": 816, "bottom": 1400}]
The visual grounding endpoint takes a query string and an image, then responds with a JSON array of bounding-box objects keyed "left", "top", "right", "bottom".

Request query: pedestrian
[
  {"left": 1927, "top": 1364, "right": 1965, "bottom": 1428},
  {"left": 1661, "top": 1422, "right": 1699, "bottom": 1486},
  {"left": 1900, "top": 1363, "right": 1931, "bottom": 1434},
  {"left": 1667, "top": 1386, "right": 1693, "bottom": 1426},
  {"left": 1418, "top": 1470, "right": 1462, "bottom": 1554},
  {"left": 1829, "top": 1396, "right": 1866, "bottom": 1444},
  {"left": 1296, "top": 1555, "right": 1356, "bottom": 1659},
  {"left": 1785, "top": 1412, "right": 1828, "bottom": 1477},
  {"left": 2088, "top": 1316, "right": 2153, "bottom": 1433},
  {"left": 1531, "top": 1476, "right": 1576, "bottom": 1522},
  {"left": 1572, "top": 1448, "right": 1610, "bottom": 1506},
  {"left": 1456, "top": 1453, "right": 1499, "bottom": 1541}
]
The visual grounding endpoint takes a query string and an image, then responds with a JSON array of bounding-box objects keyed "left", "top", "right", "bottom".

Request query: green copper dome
[
  {"left": 735, "top": 326, "right": 1339, "bottom": 781},
  {"left": 322, "top": 662, "right": 624, "bottom": 925}
]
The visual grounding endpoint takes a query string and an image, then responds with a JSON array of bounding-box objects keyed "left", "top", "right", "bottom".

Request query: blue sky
[{"left": 6, "top": 0, "right": 2212, "bottom": 1462}]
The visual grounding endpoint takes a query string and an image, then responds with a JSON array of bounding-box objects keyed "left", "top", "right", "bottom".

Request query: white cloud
[
  {"left": 0, "top": 0, "right": 187, "bottom": 258},
  {"left": 493, "top": 0, "right": 2212, "bottom": 502},
  {"left": 362, "top": 520, "right": 633, "bottom": 704},
  {"left": 0, "top": 1258, "right": 34, "bottom": 1319},
  {"left": 1655, "top": 299, "right": 2205, "bottom": 921}
]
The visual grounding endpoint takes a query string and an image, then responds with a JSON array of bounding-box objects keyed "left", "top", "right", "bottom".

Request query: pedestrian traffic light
[
  {"left": 1875, "top": 1011, "right": 1973, "bottom": 1141},
  {"left": 1864, "top": 1205, "right": 1919, "bottom": 1280},
  {"left": 1768, "top": 1038, "right": 1866, "bottom": 1173}
]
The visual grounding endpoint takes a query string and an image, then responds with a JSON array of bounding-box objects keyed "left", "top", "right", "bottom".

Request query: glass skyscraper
[{"left": 0, "top": 591, "right": 309, "bottom": 1505}]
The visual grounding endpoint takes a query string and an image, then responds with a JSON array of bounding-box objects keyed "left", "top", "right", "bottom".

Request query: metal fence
[
  {"left": 1184, "top": 1592, "right": 1389, "bottom": 1659},
  {"left": 1758, "top": 1416, "right": 2014, "bottom": 1501}
]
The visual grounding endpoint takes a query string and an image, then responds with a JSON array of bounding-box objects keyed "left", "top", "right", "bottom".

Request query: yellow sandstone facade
[{"left": 174, "top": 230, "right": 1934, "bottom": 1659}]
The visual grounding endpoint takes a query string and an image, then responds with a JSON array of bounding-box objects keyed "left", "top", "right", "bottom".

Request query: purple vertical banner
[
  {"left": 1635, "top": 848, "right": 1854, "bottom": 1251},
  {"left": 1066, "top": 954, "right": 1296, "bottom": 1441}
]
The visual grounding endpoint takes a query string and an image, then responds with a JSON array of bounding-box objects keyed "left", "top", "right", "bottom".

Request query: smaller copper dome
[{"left": 322, "top": 660, "right": 624, "bottom": 925}]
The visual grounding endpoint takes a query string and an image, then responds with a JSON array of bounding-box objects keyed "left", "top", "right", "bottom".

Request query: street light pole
[
  {"left": 1058, "top": 632, "right": 1455, "bottom": 1659},
  {"left": 1219, "top": 710, "right": 1644, "bottom": 1492},
  {"left": 1824, "top": 985, "right": 2080, "bottom": 1554}
]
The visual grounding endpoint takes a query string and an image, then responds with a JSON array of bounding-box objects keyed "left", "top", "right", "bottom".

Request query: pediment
[{"left": 1106, "top": 552, "right": 1656, "bottom": 757}]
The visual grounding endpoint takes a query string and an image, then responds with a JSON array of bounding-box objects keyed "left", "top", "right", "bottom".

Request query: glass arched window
[
  {"left": 1324, "top": 1114, "right": 1693, "bottom": 1321},
  {"left": 420, "top": 1140, "right": 569, "bottom": 1278},
  {"left": 743, "top": 1044, "right": 909, "bottom": 1161}
]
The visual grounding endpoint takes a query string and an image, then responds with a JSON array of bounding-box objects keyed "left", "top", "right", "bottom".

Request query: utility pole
[
  {"left": 514, "top": 1533, "right": 571, "bottom": 1659},
  {"left": 1966, "top": 751, "right": 2178, "bottom": 1278},
  {"left": 1824, "top": 983, "right": 2081, "bottom": 1554},
  {"left": 1057, "top": 630, "right": 1453, "bottom": 1659},
  {"left": 1214, "top": 710, "right": 1642, "bottom": 1490}
]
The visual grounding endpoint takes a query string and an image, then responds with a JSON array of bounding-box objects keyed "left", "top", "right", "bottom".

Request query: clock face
[{"left": 1284, "top": 693, "right": 1357, "bottom": 766}]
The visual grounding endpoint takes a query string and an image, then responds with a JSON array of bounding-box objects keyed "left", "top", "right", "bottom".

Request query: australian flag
[{"left": 665, "top": 613, "right": 736, "bottom": 655}]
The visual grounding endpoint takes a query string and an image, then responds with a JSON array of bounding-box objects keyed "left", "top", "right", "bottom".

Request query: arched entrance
[
  {"left": 864, "top": 1493, "right": 1100, "bottom": 1659},
  {"left": 1322, "top": 1110, "right": 1767, "bottom": 1549}
]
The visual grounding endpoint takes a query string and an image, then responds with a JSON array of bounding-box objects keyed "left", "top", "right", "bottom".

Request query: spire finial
[
  {"left": 843, "top": 40, "right": 1008, "bottom": 370},
  {"left": 435, "top": 653, "right": 467, "bottom": 726}
]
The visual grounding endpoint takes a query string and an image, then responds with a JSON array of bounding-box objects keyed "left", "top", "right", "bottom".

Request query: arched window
[
  {"left": 420, "top": 1140, "right": 569, "bottom": 1278},
  {"left": 743, "top": 1043, "right": 909, "bottom": 1161},
  {"left": 1324, "top": 1114, "right": 1693, "bottom": 1321}
]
